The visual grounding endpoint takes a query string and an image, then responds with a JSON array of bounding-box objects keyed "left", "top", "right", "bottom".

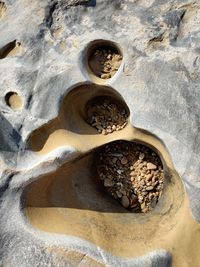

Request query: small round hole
[
  {"left": 5, "top": 91, "right": 24, "bottom": 111},
  {"left": 85, "top": 40, "right": 123, "bottom": 82},
  {"left": 85, "top": 95, "right": 129, "bottom": 135},
  {"left": 95, "top": 140, "right": 164, "bottom": 213}
]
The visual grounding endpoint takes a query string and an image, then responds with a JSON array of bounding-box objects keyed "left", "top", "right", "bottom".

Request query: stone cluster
[
  {"left": 89, "top": 47, "right": 123, "bottom": 79},
  {"left": 97, "top": 141, "right": 164, "bottom": 213},
  {"left": 87, "top": 96, "right": 128, "bottom": 135}
]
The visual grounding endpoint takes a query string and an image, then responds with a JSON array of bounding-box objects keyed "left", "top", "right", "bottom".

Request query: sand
[{"left": 25, "top": 84, "right": 200, "bottom": 267}]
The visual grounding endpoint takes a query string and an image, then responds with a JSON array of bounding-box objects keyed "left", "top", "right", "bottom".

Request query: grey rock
[{"left": 0, "top": 0, "right": 200, "bottom": 266}]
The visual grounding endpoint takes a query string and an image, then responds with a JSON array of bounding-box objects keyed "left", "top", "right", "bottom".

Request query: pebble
[
  {"left": 116, "top": 191, "right": 122, "bottom": 198},
  {"left": 117, "top": 169, "right": 122, "bottom": 174},
  {"left": 141, "top": 202, "right": 146, "bottom": 210},
  {"left": 147, "top": 163, "right": 157, "bottom": 170},
  {"left": 139, "top": 153, "right": 145, "bottom": 160},
  {"left": 138, "top": 163, "right": 144, "bottom": 169},
  {"left": 121, "top": 196, "right": 129, "bottom": 208},
  {"left": 146, "top": 186, "right": 154, "bottom": 191},
  {"left": 121, "top": 156, "right": 128, "bottom": 165},
  {"left": 112, "top": 157, "right": 118, "bottom": 164},
  {"left": 97, "top": 141, "right": 164, "bottom": 213},
  {"left": 104, "top": 179, "right": 114, "bottom": 187},
  {"left": 146, "top": 174, "right": 153, "bottom": 180},
  {"left": 120, "top": 189, "right": 127, "bottom": 196},
  {"left": 102, "top": 129, "right": 107, "bottom": 135}
]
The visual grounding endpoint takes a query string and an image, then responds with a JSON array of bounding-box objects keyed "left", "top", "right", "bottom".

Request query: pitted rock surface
[{"left": 0, "top": 0, "right": 200, "bottom": 266}]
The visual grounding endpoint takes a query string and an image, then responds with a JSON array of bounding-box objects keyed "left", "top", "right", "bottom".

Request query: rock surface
[{"left": 0, "top": 0, "right": 200, "bottom": 266}]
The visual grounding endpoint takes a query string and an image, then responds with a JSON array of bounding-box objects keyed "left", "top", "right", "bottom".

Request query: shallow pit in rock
[
  {"left": 0, "top": 40, "right": 22, "bottom": 59},
  {"left": 95, "top": 140, "right": 164, "bottom": 213},
  {"left": 5, "top": 91, "right": 24, "bottom": 111},
  {"left": 86, "top": 95, "right": 129, "bottom": 135},
  {"left": 86, "top": 40, "right": 123, "bottom": 81}
]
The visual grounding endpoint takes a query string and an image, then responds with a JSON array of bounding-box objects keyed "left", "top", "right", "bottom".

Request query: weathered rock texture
[{"left": 0, "top": 0, "right": 200, "bottom": 266}]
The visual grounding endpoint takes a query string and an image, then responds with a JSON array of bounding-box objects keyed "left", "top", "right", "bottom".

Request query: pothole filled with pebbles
[
  {"left": 86, "top": 95, "right": 129, "bottom": 135},
  {"left": 96, "top": 140, "right": 164, "bottom": 213},
  {"left": 87, "top": 41, "right": 123, "bottom": 79}
]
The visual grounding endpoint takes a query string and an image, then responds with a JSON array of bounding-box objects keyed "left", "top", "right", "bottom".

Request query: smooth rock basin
[{"left": 24, "top": 126, "right": 199, "bottom": 267}]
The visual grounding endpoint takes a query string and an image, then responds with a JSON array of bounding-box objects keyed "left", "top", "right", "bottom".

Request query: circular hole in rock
[
  {"left": 95, "top": 140, "right": 164, "bottom": 213},
  {"left": 86, "top": 40, "right": 123, "bottom": 80},
  {"left": 85, "top": 95, "right": 129, "bottom": 135},
  {"left": 5, "top": 91, "right": 24, "bottom": 111}
]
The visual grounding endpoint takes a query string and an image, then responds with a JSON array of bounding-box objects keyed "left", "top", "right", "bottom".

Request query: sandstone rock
[{"left": 0, "top": 0, "right": 200, "bottom": 266}]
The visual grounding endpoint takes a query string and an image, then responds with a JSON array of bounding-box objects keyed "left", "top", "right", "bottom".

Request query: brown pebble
[
  {"left": 104, "top": 179, "right": 114, "bottom": 187},
  {"left": 139, "top": 153, "right": 145, "bottom": 160},
  {"left": 146, "top": 174, "right": 153, "bottom": 180},
  {"left": 147, "top": 163, "right": 157, "bottom": 170},
  {"left": 138, "top": 163, "right": 143, "bottom": 169},
  {"left": 102, "top": 129, "right": 107, "bottom": 135},
  {"left": 116, "top": 191, "right": 122, "bottom": 198},
  {"left": 130, "top": 176, "right": 135, "bottom": 182},
  {"left": 146, "top": 186, "right": 154, "bottom": 191},
  {"left": 121, "top": 156, "right": 128, "bottom": 165},
  {"left": 141, "top": 202, "right": 146, "bottom": 210},
  {"left": 121, "top": 196, "right": 129, "bottom": 208},
  {"left": 120, "top": 189, "right": 127, "bottom": 196},
  {"left": 112, "top": 158, "right": 118, "bottom": 164}
]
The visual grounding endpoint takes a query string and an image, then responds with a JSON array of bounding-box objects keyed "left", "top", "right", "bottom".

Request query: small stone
[
  {"left": 147, "top": 163, "right": 157, "bottom": 170},
  {"left": 120, "top": 189, "right": 127, "bottom": 196},
  {"left": 138, "top": 163, "right": 143, "bottom": 169},
  {"left": 130, "top": 194, "right": 138, "bottom": 204},
  {"left": 139, "top": 153, "right": 145, "bottom": 160},
  {"left": 121, "top": 196, "right": 129, "bottom": 208},
  {"left": 121, "top": 156, "right": 128, "bottom": 165},
  {"left": 112, "top": 157, "right": 118, "bottom": 164},
  {"left": 146, "top": 174, "right": 153, "bottom": 180},
  {"left": 138, "top": 195, "right": 143, "bottom": 201},
  {"left": 102, "top": 129, "right": 107, "bottom": 135},
  {"left": 117, "top": 169, "right": 122, "bottom": 175},
  {"left": 146, "top": 186, "right": 154, "bottom": 191},
  {"left": 143, "top": 207, "right": 149, "bottom": 213},
  {"left": 112, "top": 153, "right": 123, "bottom": 157},
  {"left": 104, "top": 179, "right": 114, "bottom": 187},
  {"left": 116, "top": 191, "right": 122, "bottom": 198},
  {"left": 101, "top": 73, "right": 110, "bottom": 79}
]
